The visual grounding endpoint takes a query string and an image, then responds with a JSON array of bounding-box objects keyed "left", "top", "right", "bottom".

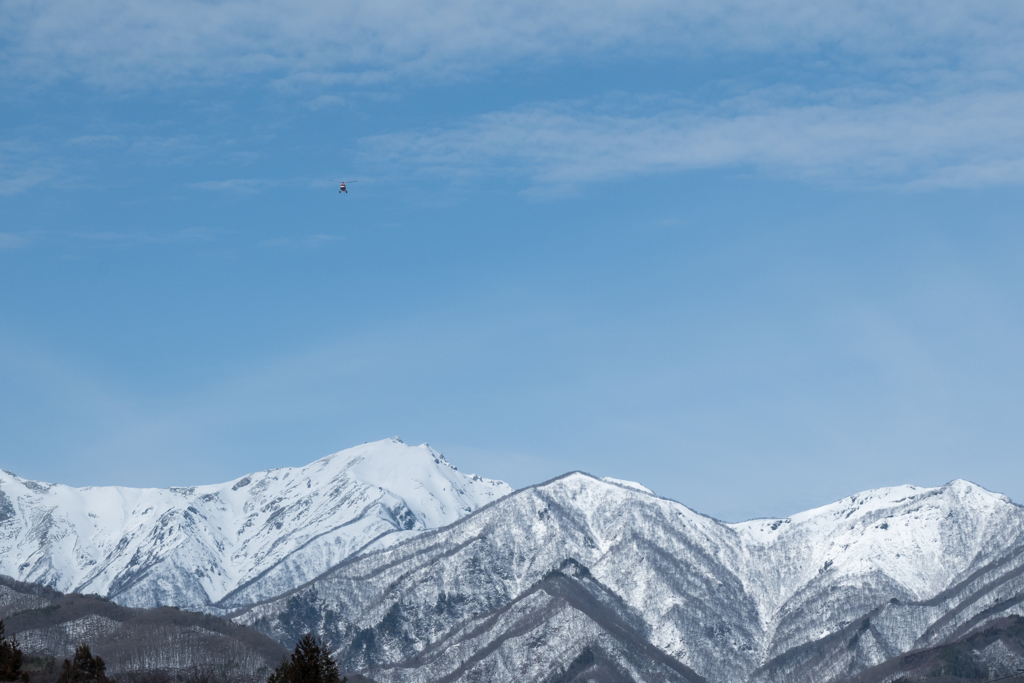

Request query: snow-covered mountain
[
  {"left": 5, "top": 441, "right": 1024, "bottom": 683},
  {"left": 235, "top": 473, "right": 1024, "bottom": 683},
  {"left": 0, "top": 438, "right": 512, "bottom": 611}
]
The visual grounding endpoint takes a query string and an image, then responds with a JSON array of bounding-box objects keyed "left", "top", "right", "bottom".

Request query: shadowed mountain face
[
  {"left": 0, "top": 439, "right": 511, "bottom": 612},
  {"left": 0, "top": 575, "right": 287, "bottom": 680},
  {"left": 845, "top": 615, "right": 1024, "bottom": 683},
  {"left": 234, "top": 473, "right": 1024, "bottom": 683}
]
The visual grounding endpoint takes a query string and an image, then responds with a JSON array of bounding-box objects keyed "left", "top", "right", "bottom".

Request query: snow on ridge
[
  {"left": 0, "top": 438, "right": 511, "bottom": 611},
  {"left": 730, "top": 478, "right": 1011, "bottom": 540},
  {"left": 601, "top": 477, "right": 655, "bottom": 495},
  {"left": 718, "top": 477, "right": 1024, "bottom": 620},
  {"left": 524, "top": 470, "right": 1022, "bottom": 626},
  {"left": 232, "top": 467, "right": 1024, "bottom": 683},
  {"left": 3, "top": 441, "right": 1019, "bottom": 628}
]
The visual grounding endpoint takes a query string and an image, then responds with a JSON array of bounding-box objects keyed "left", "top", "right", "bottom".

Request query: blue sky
[{"left": 3, "top": 0, "right": 1024, "bottom": 521}]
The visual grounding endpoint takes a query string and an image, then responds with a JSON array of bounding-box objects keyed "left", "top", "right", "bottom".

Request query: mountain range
[
  {"left": 233, "top": 470, "right": 1024, "bottom": 683},
  {"left": 0, "top": 438, "right": 510, "bottom": 612},
  {"left": 4, "top": 439, "right": 1024, "bottom": 683}
]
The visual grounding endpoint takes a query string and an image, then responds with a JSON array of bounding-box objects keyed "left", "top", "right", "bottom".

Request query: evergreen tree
[
  {"left": 0, "top": 621, "right": 29, "bottom": 683},
  {"left": 267, "top": 634, "right": 345, "bottom": 683},
  {"left": 55, "top": 645, "right": 110, "bottom": 683}
]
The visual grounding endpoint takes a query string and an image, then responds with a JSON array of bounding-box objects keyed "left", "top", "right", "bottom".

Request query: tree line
[{"left": 1, "top": 622, "right": 347, "bottom": 683}]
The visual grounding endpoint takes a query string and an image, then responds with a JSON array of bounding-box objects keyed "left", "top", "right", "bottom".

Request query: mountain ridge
[
  {"left": 5, "top": 441, "right": 1024, "bottom": 683},
  {"left": 0, "top": 438, "right": 511, "bottom": 612},
  {"left": 231, "top": 470, "right": 1024, "bottom": 683}
]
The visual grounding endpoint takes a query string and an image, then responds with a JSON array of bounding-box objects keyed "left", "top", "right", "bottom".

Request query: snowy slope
[
  {"left": 0, "top": 438, "right": 511, "bottom": 611},
  {"left": 234, "top": 474, "right": 1024, "bottom": 683},
  {"left": 6, "top": 442, "right": 1023, "bottom": 683}
]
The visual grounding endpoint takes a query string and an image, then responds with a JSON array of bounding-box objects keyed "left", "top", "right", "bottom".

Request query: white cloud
[
  {"left": 65, "top": 135, "right": 124, "bottom": 147},
  {"left": 0, "top": 233, "right": 30, "bottom": 249},
  {"left": 0, "top": 168, "right": 53, "bottom": 195},
  {"left": 1, "top": 0, "right": 1021, "bottom": 87},
  {"left": 0, "top": 131, "right": 217, "bottom": 195},
  {"left": 258, "top": 234, "right": 342, "bottom": 249},
  {"left": 4, "top": 0, "right": 1024, "bottom": 193},
  {"left": 0, "top": 138, "right": 57, "bottom": 195},
  {"left": 189, "top": 178, "right": 277, "bottom": 193},
  {"left": 362, "top": 86, "right": 1024, "bottom": 189},
  {"left": 305, "top": 94, "right": 346, "bottom": 110},
  {"left": 126, "top": 135, "right": 207, "bottom": 164},
  {"left": 70, "top": 227, "right": 220, "bottom": 245},
  {"left": 0, "top": 226, "right": 222, "bottom": 251}
]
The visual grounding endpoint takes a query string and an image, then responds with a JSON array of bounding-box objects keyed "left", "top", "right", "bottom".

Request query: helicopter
[{"left": 338, "top": 181, "right": 358, "bottom": 194}]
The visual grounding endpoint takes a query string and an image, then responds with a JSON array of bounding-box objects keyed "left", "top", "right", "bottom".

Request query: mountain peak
[
  {"left": 228, "top": 464, "right": 1024, "bottom": 683},
  {"left": 0, "top": 439, "right": 511, "bottom": 611},
  {"left": 943, "top": 478, "right": 1009, "bottom": 500}
]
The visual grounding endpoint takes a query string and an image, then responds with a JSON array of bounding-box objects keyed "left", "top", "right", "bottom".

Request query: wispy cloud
[
  {"left": 258, "top": 234, "right": 342, "bottom": 249},
  {"left": 70, "top": 227, "right": 221, "bottom": 245},
  {"left": 305, "top": 95, "right": 346, "bottom": 110},
  {"left": 4, "top": 0, "right": 1024, "bottom": 194},
  {"left": 363, "top": 86, "right": 1024, "bottom": 189},
  {"left": 0, "top": 128, "right": 224, "bottom": 195},
  {"left": 65, "top": 135, "right": 124, "bottom": 147},
  {"left": 0, "top": 168, "right": 54, "bottom": 195},
  {"left": 0, "top": 138, "right": 58, "bottom": 195},
  {"left": 0, "top": 225, "right": 228, "bottom": 253},
  {"left": 126, "top": 135, "right": 206, "bottom": 164},
  {"left": 188, "top": 178, "right": 278, "bottom": 193},
  {"left": 1, "top": 0, "right": 1022, "bottom": 88},
  {"left": 0, "top": 233, "right": 30, "bottom": 249}
]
